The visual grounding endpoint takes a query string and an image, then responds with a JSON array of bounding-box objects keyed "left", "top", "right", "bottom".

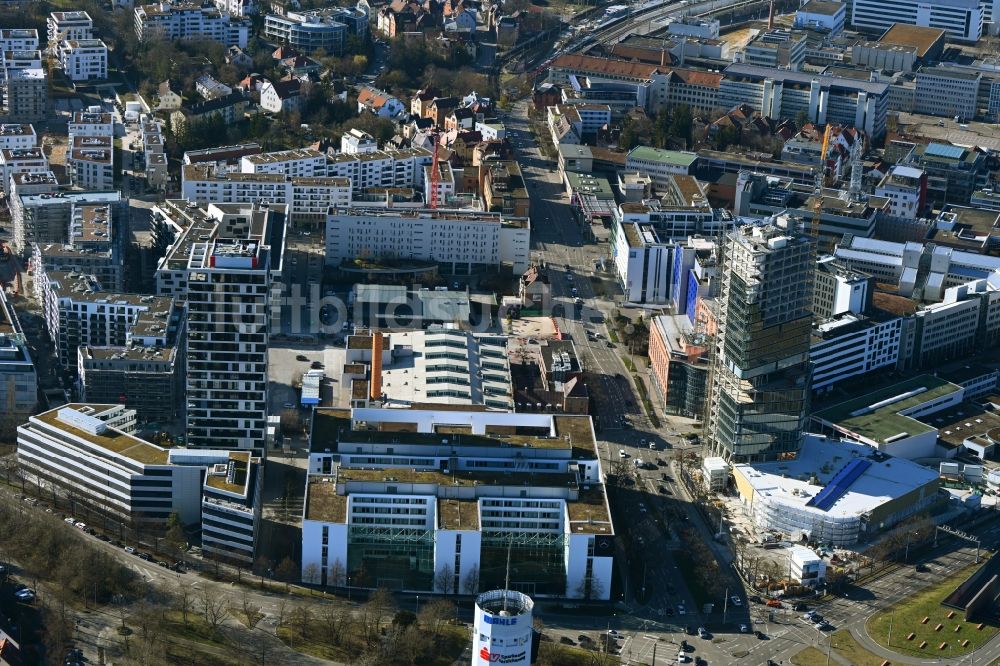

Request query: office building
[
  {"left": 10, "top": 189, "right": 122, "bottom": 255},
  {"left": 734, "top": 172, "right": 881, "bottom": 241},
  {"left": 648, "top": 314, "right": 710, "bottom": 418},
  {"left": 833, "top": 235, "right": 1000, "bottom": 301},
  {"left": 731, "top": 436, "right": 940, "bottom": 546},
  {"left": 795, "top": 0, "right": 847, "bottom": 33},
  {"left": 812, "top": 374, "right": 965, "bottom": 458},
  {"left": 0, "top": 123, "right": 36, "bottom": 150},
  {"left": 264, "top": 7, "right": 368, "bottom": 55},
  {"left": 810, "top": 314, "right": 903, "bottom": 392},
  {"left": 325, "top": 208, "right": 531, "bottom": 274},
  {"left": 17, "top": 404, "right": 199, "bottom": 524},
  {"left": 47, "top": 11, "right": 94, "bottom": 44},
  {"left": 57, "top": 39, "right": 108, "bottom": 81},
  {"left": 707, "top": 220, "right": 815, "bottom": 463},
  {"left": 0, "top": 49, "right": 47, "bottom": 123},
  {"left": 67, "top": 135, "right": 113, "bottom": 190},
  {"left": 904, "top": 142, "right": 986, "bottom": 208},
  {"left": 915, "top": 66, "right": 981, "bottom": 120},
  {"left": 718, "top": 64, "right": 890, "bottom": 139},
  {"left": 338, "top": 329, "right": 513, "bottom": 410},
  {"left": 181, "top": 163, "right": 351, "bottom": 228},
  {"left": 851, "top": 0, "right": 984, "bottom": 42},
  {"left": 0, "top": 290, "right": 37, "bottom": 438},
  {"left": 301, "top": 407, "right": 614, "bottom": 599},
  {"left": 738, "top": 29, "right": 808, "bottom": 69},
  {"left": 134, "top": 3, "right": 250, "bottom": 47},
  {"left": 196, "top": 449, "right": 263, "bottom": 564},
  {"left": 184, "top": 202, "right": 286, "bottom": 450},
  {"left": 788, "top": 547, "right": 826, "bottom": 586},
  {"left": 17, "top": 404, "right": 262, "bottom": 560}
]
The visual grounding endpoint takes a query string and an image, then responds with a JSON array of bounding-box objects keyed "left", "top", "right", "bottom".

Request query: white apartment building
[
  {"left": 58, "top": 39, "right": 108, "bottom": 81},
  {"left": 327, "top": 148, "right": 433, "bottom": 191},
  {"left": 263, "top": 7, "right": 368, "bottom": 55},
  {"left": 47, "top": 11, "right": 94, "bottom": 44},
  {"left": 11, "top": 188, "right": 120, "bottom": 255},
  {"left": 0, "top": 147, "right": 48, "bottom": 194},
  {"left": 240, "top": 148, "right": 329, "bottom": 176},
  {"left": 325, "top": 208, "right": 531, "bottom": 274},
  {"left": 0, "top": 49, "right": 47, "bottom": 123},
  {"left": 68, "top": 110, "right": 114, "bottom": 141},
  {"left": 0, "top": 123, "right": 36, "bottom": 150},
  {"left": 181, "top": 164, "right": 351, "bottom": 227},
  {"left": 37, "top": 271, "right": 177, "bottom": 371},
  {"left": 811, "top": 314, "right": 903, "bottom": 392},
  {"left": 795, "top": 0, "right": 847, "bottom": 33},
  {"left": 17, "top": 404, "right": 203, "bottom": 525},
  {"left": 133, "top": 3, "right": 250, "bottom": 47},
  {"left": 623, "top": 147, "right": 698, "bottom": 189},
  {"left": 67, "top": 135, "right": 113, "bottom": 190},
  {"left": 0, "top": 29, "right": 39, "bottom": 52},
  {"left": 719, "top": 64, "right": 890, "bottom": 139},
  {"left": 0, "top": 289, "right": 37, "bottom": 438},
  {"left": 851, "top": 0, "right": 984, "bottom": 42},
  {"left": 875, "top": 165, "right": 926, "bottom": 219},
  {"left": 185, "top": 202, "right": 285, "bottom": 450},
  {"left": 301, "top": 408, "right": 614, "bottom": 599},
  {"left": 340, "top": 128, "right": 378, "bottom": 155}
]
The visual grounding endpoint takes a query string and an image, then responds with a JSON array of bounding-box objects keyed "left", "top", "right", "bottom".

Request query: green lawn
[
  {"left": 790, "top": 646, "right": 827, "bottom": 665},
  {"left": 792, "top": 631, "right": 887, "bottom": 666},
  {"left": 867, "top": 561, "right": 998, "bottom": 659}
]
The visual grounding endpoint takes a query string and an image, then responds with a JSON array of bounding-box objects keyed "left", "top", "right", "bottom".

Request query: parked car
[
  {"left": 697, "top": 627, "right": 709, "bottom": 639},
  {"left": 739, "top": 624, "right": 750, "bottom": 633},
  {"left": 124, "top": 546, "right": 136, "bottom": 554},
  {"left": 766, "top": 599, "right": 782, "bottom": 608},
  {"left": 731, "top": 595, "right": 743, "bottom": 607}
]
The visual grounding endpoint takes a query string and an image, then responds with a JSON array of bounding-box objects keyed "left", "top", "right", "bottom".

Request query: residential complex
[
  {"left": 57, "top": 39, "right": 108, "bottom": 82},
  {"left": 134, "top": 3, "right": 250, "bottom": 47},
  {"left": 263, "top": 7, "right": 368, "bottom": 55},
  {"left": 325, "top": 208, "right": 531, "bottom": 274}
]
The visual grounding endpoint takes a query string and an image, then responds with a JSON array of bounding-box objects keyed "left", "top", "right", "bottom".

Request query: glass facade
[
  {"left": 479, "top": 532, "right": 567, "bottom": 597},
  {"left": 346, "top": 525, "right": 435, "bottom": 590},
  {"left": 709, "top": 224, "right": 815, "bottom": 463}
]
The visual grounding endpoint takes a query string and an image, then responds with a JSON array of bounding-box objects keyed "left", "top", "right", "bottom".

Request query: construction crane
[{"left": 812, "top": 124, "right": 834, "bottom": 239}]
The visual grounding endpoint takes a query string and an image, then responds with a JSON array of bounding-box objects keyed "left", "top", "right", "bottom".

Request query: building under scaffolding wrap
[
  {"left": 707, "top": 217, "right": 815, "bottom": 463},
  {"left": 300, "top": 406, "right": 614, "bottom": 599}
]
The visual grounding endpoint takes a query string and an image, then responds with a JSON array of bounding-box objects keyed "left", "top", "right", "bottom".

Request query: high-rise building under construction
[{"left": 707, "top": 219, "right": 815, "bottom": 463}]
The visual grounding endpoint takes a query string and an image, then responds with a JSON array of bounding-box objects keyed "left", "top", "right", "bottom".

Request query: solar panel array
[
  {"left": 925, "top": 143, "right": 965, "bottom": 160},
  {"left": 805, "top": 458, "right": 873, "bottom": 512}
]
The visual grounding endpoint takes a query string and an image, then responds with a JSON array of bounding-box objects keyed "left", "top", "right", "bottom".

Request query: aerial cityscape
[{"left": 1, "top": 0, "right": 1000, "bottom": 664}]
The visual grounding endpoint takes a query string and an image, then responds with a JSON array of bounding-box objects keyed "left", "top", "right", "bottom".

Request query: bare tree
[
  {"left": 362, "top": 587, "right": 396, "bottom": 644},
  {"left": 275, "top": 556, "right": 298, "bottom": 592},
  {"left": 418, "top": 598, "right": 454, "bottom": 638},
  {"left": 289, "top": 603, "right": 314, "bottom": 638},
  {"left": 241, "top": 591, "right": 265, "bottom": 630},
  {"left": 202, "top": 588, "right": 230, "bottom": 632},
  {"left": 462, "top": 564, "right": 480, "bottom": 595},
  {"left": 328, "top": 558, "right": 347, "bottom": 588},
  {"left": 434, "top": 563, "right": 454, "bottom": 594},
  {"left": 303, "top": 562, "right": 321, "bottom": 586},
  {"left": 274, "top": 598, "right": 288, "bottom": 629},
  {"left": 174, "top": 584, "right": 194, "bottom": 625},
  {"left": 319, "top": 603, "right": 349, "bottom": 645}
]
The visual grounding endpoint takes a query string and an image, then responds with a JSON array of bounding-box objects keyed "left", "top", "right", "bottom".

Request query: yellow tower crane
[{"left": 812, "top": 124, "right": 834, "bottom": 239}]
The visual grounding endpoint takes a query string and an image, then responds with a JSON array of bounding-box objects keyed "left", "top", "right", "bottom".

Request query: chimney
[
  {"left": 661, "top": 48, "right": 667, "bottom": 68},
  {"left": 370, "top": 331, "right": 384, "bottom": 401},
  {"left": 768, "top": 0, "right": 775, "bottom": 30}
]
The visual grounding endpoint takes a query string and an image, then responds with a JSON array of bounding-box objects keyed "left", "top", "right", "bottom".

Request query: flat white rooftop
[{"left": 733, "top": 436, "right": 938, "bottom": 519}]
